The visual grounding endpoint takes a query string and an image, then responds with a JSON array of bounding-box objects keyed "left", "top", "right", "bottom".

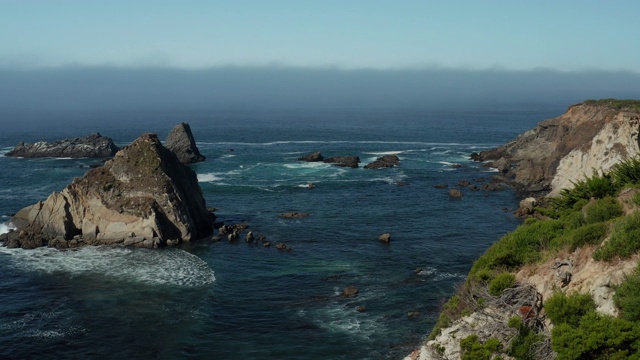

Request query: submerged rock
[
  {"left": 279, "top": 212, "right": 310, "bottom": 219},
  {"left": 6, "top": 133, "right": 214, "bottom": 249},
  {"left": 165, "top": 122, "right": 206, "bottom": 164},
  {"left": 5, "top": 133, "right": 119, "bottom": 158}
]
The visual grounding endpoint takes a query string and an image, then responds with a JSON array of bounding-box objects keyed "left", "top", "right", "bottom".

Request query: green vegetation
[
  {"left": 488, "top": 273, "right": 515, "bottom": 296},
  {"left": 545, "top": 292, "right": 597, "bottom": 327},
  {"left": 615, "top": 264, "right": 640, "bottom": 322},
  {"left": 552, "top": 312, "right": 640, "bottom": 360},
  {"left": 507, "top": 317, "right": 544, "bottom": 360},
  {"left": 593, "top": 213, "right": 640, "bottom": 261},
  {"left": 584, "top": 99, "right": 640, "bottom": 111},
  {"left": 460, "top": 335, "right": 502, "bottom": 360},
  {"left": 431, "top": 154, "right": 640, "bottom": 358}
]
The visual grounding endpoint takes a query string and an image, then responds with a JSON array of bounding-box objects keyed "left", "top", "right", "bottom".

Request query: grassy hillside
[{"left": 429, "top": 157, "right": 640, "bottom": 359}]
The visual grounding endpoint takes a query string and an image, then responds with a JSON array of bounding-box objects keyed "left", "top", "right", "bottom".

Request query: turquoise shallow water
[{"left": 0, "top": 105, "right": 562, "bottom": 359}]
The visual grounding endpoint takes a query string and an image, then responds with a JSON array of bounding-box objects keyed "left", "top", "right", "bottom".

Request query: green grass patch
[
  {"left": 545, "top": 292, "right": 596, "bottom": 327},
  {"left": 584, "top": 197, "right": 623, "bottom": 224},
  {"left": 460, "top": 335, "right": 502, "bottom": 360},
  {"left": 583, "top": 99, "right": 640, "bottom": 112}
]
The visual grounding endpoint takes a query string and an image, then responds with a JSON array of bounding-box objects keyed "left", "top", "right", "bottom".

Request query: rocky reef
[
  {"left": 5, "top": 133, "right": 120, "bottom": 158},
  {"left": 2, "top": 133, "right": 214, "bottom": 249},
  {"left": 165, "top": 122, "right": 206, "bottom": 164},
  {"left": 473, "top": 100, "right": 640, "bottom": 196},
  {"left": 364, "top": 154, "right": 400, "bottom": 169}
]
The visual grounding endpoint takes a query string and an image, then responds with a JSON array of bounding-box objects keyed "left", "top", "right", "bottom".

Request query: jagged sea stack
[
  {"left": 4, "top": 133, "right": 214, "bottom": 249},
  {"left": 165, "top": 122, "right": 206, "bottom": 164}
]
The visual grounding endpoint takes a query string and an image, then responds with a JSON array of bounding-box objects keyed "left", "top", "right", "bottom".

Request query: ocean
[{"left": 0, "top": 104, "right": 563, "bottom": 359}]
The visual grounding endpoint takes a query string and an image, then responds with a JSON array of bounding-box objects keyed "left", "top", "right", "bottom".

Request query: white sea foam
[
  {"left": 0, "top": 222, "right": 16, "bottom": 235},
  {"left": 0, "top": 246, "right": 215, "bottom": 287},
  {"left": 197, "top": 173, "right": 223, "bottom": 182},
  {"left": 282, "top": 162, "right": 330, "bottom": 170},
  {"left": 220, "top": 154, "right": 236, "bottom": 159},
  {"left": 362, "top": 150, "right": 403, "bottom": 156}
]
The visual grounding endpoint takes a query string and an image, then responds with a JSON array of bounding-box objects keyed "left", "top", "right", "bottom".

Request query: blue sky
[{"left": 1, "top": 0, "right": 639, "bottom": 71}]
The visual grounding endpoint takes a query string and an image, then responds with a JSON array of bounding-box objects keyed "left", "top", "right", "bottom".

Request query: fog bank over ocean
[{"left": 1, "top": 66, "right": 639, "bottom": 113}]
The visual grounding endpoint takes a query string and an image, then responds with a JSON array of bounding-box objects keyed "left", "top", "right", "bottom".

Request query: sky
[{"left": 1, "top": 0, "right": 639, "bottom": 71}]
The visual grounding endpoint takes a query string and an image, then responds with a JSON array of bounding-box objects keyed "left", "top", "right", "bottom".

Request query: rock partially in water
[
  {"left": 5, "top": 133, "right": 119, "bottom": 158},
  {"left": 341, "top": 286, "right": 359, "bottom": 297},
  {"left": 364, "top": 154, "right": 400, "bottom": 169},
  {"left": 165, "top": 122, "right": 206, "bottom": 164},
  {"left": 279, "top": 212, "right": 310, "bottom": 219},
  {"left": 298, "top": 151, "right": 324, "bottom": 162},
  {"left": 379, "top": 233, "right": 391, "bottom": 243},
  {"left": 6, "top": 133, "right": 214, "bottom": 249},
  {"left": 323, "top": 156, "right": 360, "bottom": 168}
]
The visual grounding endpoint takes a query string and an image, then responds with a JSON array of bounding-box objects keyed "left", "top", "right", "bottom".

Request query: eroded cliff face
[
  {"left": 4, "top": 133, "right": 214, "bottom": 249},
  {"left": 477, "top": 102, "right": 640, "bottom": 195}
]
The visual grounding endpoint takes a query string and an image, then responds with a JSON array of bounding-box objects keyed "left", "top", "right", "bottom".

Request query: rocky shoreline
[
  {"left": 406, "top": 99, "right": 640, "bottom": 359},
  {"left": 5, "top": 133, "right": 120, "bottom": 158}
]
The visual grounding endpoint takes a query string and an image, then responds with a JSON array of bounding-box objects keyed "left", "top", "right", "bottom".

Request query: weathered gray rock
[
  {"left": 472, "top": 101, "right": 640, "bottom": 195},
  {"left": 7, "top": 133, "right": 214, "bottom": 249},
  {"left": 364, "top": 154, "right": 400, "bottom": 169},
  {"left": 165, "top": 122, "right": 205, "bottom": 164},
  {"left": 298, "top": 151, "right": 324, "bottom": 162},
  {"left": 323, "top": 156, "right": 360, "bottom": 168},
  {"left": 5, "top": 133, "right": 119, "bottom": 158}
]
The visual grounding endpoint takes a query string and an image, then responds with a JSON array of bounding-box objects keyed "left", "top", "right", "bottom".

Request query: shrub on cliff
[
  {"left": 545, "top": 292, "right": 596, "bottom": 327},
  {"left": 552, "top": 171, "right": 616, "bottom": 211},
  {"left": 551, "top": 312, "right": 640, "bottom": 360},
  {"left": 488, "top": 273, "right": 516, "bottom": 296},
  {"left": 584, "top": 197, "right": 623, "bottom": 224},
  {"left": 593, "top": 213, "right": 640, "bottom": 261},
  {"left": 460, "top": 335, "right": 502, "bottom": 360},
  {"left": 614, "top": 265, "right": 640, "bottom": 322},
  {"left": 562, "top": 222, "right": 609, "bottom": 251},
  {"left": 470, "top": 219, "right": 565, "bottom": 278}
]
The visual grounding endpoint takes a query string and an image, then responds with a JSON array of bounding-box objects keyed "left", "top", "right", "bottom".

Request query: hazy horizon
[{"left": 1, "top": 66, "right": 639, "bottom": 113}]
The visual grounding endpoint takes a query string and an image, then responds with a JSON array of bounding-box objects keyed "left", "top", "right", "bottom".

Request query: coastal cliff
[
  {"left": 2, "top": 133, "right": 214, "bottom": 249},
  {"left": 409, "top": 100, "right": 640, "bottom": 359},
  {"left": 475, "top": 100, "right": 640, "bottom": 196}
]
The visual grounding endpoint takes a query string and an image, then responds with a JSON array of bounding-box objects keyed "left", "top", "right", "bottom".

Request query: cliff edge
[
  {"left": 474, "top": 99, "right": 640, "bottom": 196},
  {"left": 408, "top": 100, "right": 640, "bottom": 359}
]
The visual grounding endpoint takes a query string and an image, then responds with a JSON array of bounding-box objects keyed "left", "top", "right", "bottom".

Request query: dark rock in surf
[
  {"left": 298, "top": 151, "right": 324, "bottom": 162},
  {"left": 341, "top": 286, "right": 359, "bottom": 298},
  {"left": 323, "top": 156, "right": 360, "bottom": 168},
  {"left": 165, "top": 122, "right": 206, "bottom": 164},
  {"left": 449, "top": 189, "right": 463, "bottom": 198},
  {"left": 279, "top": 212, "right": 310, "bottom": 219},
  {"left": 5, "top": 133, "right": 119, "bottom": 158},
  {"left": 434, "top": 183, "right": 448, "bottom": 189},
  {"left": 379, "top": 233, "right": 391, "bottom": 243},
  {"left": 364, "top": 154, "right": 400, "bottom": 169}
]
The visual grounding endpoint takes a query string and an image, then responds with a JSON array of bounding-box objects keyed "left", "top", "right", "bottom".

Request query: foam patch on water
[
  {"left": 304, "top": 304, "right": 385, "bottom": 340},
  {"left": 198, "top": 173, "right": 223, "bottom": 182},
  {"left": 0, "top": 221, "right": 16, "bottom": 235},
  {"left": 282, "top": 162, "right": 331, "bottom": 170},
  {"left": 0, "top": 246, "right": 215, "bottom": 287},
  {"left": 362, "top": 151, "right": 403, "bottom": 156}
]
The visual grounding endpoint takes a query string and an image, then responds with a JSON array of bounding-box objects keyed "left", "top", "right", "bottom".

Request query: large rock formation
[
  {"left": 165, "top": 122, "right": 206, "bottom": 164},
  {"left": 3, "top": 133, "right": 214, "bottom": 249},
  {"left": 5, "top": 133, "right": 119, "bottom": 158},
  {"left": 473, "top": 100, "right": 640, "bottom": 196},
  {"left": 298, "top": 151, "right": 324, "bottom": 162}
]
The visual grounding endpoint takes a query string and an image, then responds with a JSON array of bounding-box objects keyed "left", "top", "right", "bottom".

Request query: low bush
[
  {"left": 551, "top": 312, "right": 640, "bottom": 360},
  {"left": 470, "top": 220, "right": 565, "bottom": 277},
  {"left": 545, "top": 292, "right": 596, "bottom": 327},
  {"left": 593, "top": 213, "right": 640, "bottom": 261},
  {"left": 564, "top": 222, "right": 609, "bottom": 251},
  {"left": 614, "top": 265, "right": 640, "bottom": 322},
  {"left": 460, "top": 335, "right": 502, "bottom": 360},
  {"left": 507, "top": 317, "right": 544, "bottom": 360},
  {"left": 584, "top": 197, "right": 623, "bottom": 224},
  {"left": 488, "top": 273, "right": 516, "bottom": 296}
]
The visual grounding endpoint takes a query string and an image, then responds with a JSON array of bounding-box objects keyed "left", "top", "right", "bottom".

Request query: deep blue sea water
[{"left": 0, "top": 105, "right": 564, "bottom": 359}]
